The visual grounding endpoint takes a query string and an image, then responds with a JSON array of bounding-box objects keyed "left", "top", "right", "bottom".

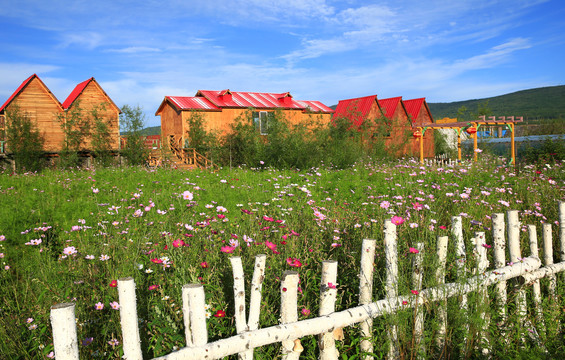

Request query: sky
[{"left": 1, "top": 0, "right": 564, "bottom": 127}]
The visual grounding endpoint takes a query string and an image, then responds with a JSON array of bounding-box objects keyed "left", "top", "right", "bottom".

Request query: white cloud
[{"left": 106, "top": 47, "right": 162, "bottom": 54}]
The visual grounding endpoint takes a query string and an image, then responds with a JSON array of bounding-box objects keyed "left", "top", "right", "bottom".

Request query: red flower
[
  {"left": 200, "top": 261, "right": 208, "bottom": 268},
  {"left": 263, "top": 216, "right": 274, "bottom": 222},
  {"left": 409, "top": 247, "right": 419, "bottom": 254},
  {"left": 149, "top": 285, "right": 159, "bottom": 291},
  {"left": 213, "top": 310, "right": 226, "bottom": 318},
  {"left": 286, "top": 257, "right": 302, "bottom": 267},
  {"left": 172, "top": 239, "right": 185, "bottom": 248},
  {"left": 151, "top": 258, "right": 163, "bottom": 264},
  {"left": 411, "top": 290, "right": 419, "bottom": 295},
  {"left": 109, "top": 280, "right": 117, "bottom": 288}
]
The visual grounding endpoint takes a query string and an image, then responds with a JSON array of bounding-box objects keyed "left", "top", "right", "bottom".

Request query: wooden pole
[
  {"left": 473, "top": 123, "right": 478, "bottom": 162},
  {"left": 510, "top": 123, "right": 516, "bottom": 165},
  {"left": 474, "top": 232, "right": 490, "bottom": 355},
  {"left": 507, "top": 210, "right": 527, "bottom": 343},
  {"left": 451, "top": 215, "right": 468, "bottom": 356},
  {"left": 492, "top": 213, "right": 507, "bottom": 332},
  {"left": 384, "top": 220, "right": 399, "bottom": 359},
  {"left": 528, "top": 225, "right": 546, "bottom": 336},
  {"left": 319, "top": 260, "right": 339, "bottom": 360},
  {"left": 412, "top": 242, "right": 425, "bottom": 359},
  {"left": 50, "top": 303, "right": 79, "bottom": 360},
  {"left": 117, "top": 277, "right": 143, "bottom": 360},
  {"left": 457, "top": 129, "right": 462, "bottom": 163},
  {"left": 184, "top": 284, "right": 208, "bottom": 346},
  {"left": 359, "top": 239, "right": 376, "bottom": 359},
  {"left": 435, "top": 236, "right": 449, "bottom": 353},
  {"left": 419, "top": 128, "right": 424, "bottom": 164},
  {"left": 281, "top": 271, "right": 301, "bottom": 360}
]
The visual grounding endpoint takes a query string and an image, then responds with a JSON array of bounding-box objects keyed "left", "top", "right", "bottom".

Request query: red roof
[
  {"left": 157, "top": 89, "right": 333, "bottom": 115},
  {"left": 378, "top": 97, "right": 403, "bottom": 119},
  {"left": 403, "top": 98, "right": 425, "bottom": 122},
  {"left": 0, "top": 74, "right": 62, "bottom": 113},
  {"left": 62, "top": 78, "right": 92, "bottom": 109},
  {"left": 332, "top": 95, "right": 378, "bottom": 126}
]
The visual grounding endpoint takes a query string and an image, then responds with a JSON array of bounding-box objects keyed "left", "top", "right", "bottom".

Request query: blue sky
[{"left": 1, "top": 0, "right": 564, "bottom": 127}]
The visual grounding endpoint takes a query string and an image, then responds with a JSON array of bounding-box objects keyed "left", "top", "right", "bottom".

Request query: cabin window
[{"left": 252, "top": 111, "right": 269, "bottom": 135}]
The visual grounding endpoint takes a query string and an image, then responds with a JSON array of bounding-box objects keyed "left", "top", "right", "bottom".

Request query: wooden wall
[
  {"left": 4, "top": 77, "right": 64, "bottom": 152},
  {"left": 410, "top": 107, "right": 435, "bottom": 158},
  {"left": 71, "top": 81, "right": 120, "bottom": 151},
  {"left": 384, "top": 103, "right": 412, "bottom": 157}
]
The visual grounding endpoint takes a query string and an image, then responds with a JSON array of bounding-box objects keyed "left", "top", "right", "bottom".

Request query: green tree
[
  {"left": 90, "top": 103, "right": 114, "bottom": 166},
  {"left": 4, "top": 104, "right": 45, "bottom": 172},
  {"left": 58, "top": 101, "right": 91, "bottom": 167},
  {"left": 120, "top": 104, "right": 149, "bottom": 166}
]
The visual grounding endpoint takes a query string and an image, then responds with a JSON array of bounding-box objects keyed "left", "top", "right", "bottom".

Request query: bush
[
  {"left": 4, "top": 104, "right": 45, "bottom": 172},
  {"left": 120, "top": 105, "right": 149, "bottom": 166}
]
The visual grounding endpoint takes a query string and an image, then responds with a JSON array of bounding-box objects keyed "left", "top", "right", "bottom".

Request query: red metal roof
[
  {"left": 157, "top": 90, "right": 333, "bottom": 114},
  {"left": 0, "top": 74, "right": 63, "bottom": 113},
  {"left": 403, "top": 98, "right": 425, "bottom": 122},
  {"left": 332, "top": 95, "right": 378, "bottom": 126},
  {"left": 62, "top": 78, "right": 92, "bottom": 109},
  {"left": 378, "top": 97, "right": 403, "bottom": 119}
]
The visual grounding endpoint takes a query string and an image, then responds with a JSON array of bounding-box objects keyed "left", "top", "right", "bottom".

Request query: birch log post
[
  {"left": 359, "top": 239, "right": 376, "bottom": 359},
  {"left": 319, "top": 260, "right": 339, "bottom": 360},
  {"left": 412, "top": 242, "right": 425, "bottom": 359},
  {"left": 50, "top": 303, "right": 79, "bottom": 360},
  {"left": 451, "top": 215, "right": 469, "bottom": 357},
  {"left": 281, "top": 271, "right": 301, "bottom": 360},
  {"left": 474, "top": 232, "right": 490, "bottom": 355},
  {"left": 557, "top": 196, "right": 565, "bottom": 309},
  {"left": 384, "top": 220, "right": 399, "bottom": 359},
  {"left": 492, "top": 213, "right": 507, "bottom": 328},
  {"left": 542, "top": 223, "right": 556, "bottom": 297},
  {"left": 435, "top": 236, "right": 449, "bottom": 352},
  {"left": 184, "top": 284, "right": 208, "bottom": 346},
  {"left": 528, "top": 225, "right": 546, "bottom": 335},
  {"left": 117, "top": 277, "right": 143, "bottom": 360},
  {"left": 247, "top": 254, "right": 266, "bottom": 331},
  {"left": 230, "top": 257, "right": 250, "bottom": 360},
  {"left": 507, "top": 210, "right": 527, "bottom": 343}
]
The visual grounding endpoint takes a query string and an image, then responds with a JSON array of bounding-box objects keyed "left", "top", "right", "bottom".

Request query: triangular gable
[
  {"left": 0, "top": 74, "right": 63, "bottom": 113},
  {"left": 62, "top": 77, "right": 121, "bottom": 113},
  {"left": 403, "top": 98, "right": 434, "bottom": 126},
  {"left": 333, "top": 95, "right": 378, "bottom": 127},
  {"left": 155, "top": 96, "right": 220, "bottom": 115},
  {"left": 378, "top": 97, "right": 404, "bottom": 119}
]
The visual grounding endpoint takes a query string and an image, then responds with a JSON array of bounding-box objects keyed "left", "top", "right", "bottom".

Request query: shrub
[
  {"left": 120, "top": 105, "right": 149, "bottom": 166},
  {"left": 4, "top": 104, "right": 45, "bottom": 172}
]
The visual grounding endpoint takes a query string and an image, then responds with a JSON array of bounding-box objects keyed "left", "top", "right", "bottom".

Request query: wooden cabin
[
  {"left": 155, "top": 89, "right": 334, "bottom": 148},
  {"left": 403, "top": 98, "right": 435, "bottom": 158},
  {"left": 333, "top": 94, "right": 436, "bottom": 159},
  {"left": 62, "top": 77, "right": 121, "bottom": 151},
  {"left": 0, "top": 74, "right": 64, "bottom": 152},
  {"left": 0, "top": 75, "right": 121, "bottom": 154}
]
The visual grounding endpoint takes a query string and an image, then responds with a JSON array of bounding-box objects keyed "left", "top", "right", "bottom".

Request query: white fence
[{"left": 50, "top": 203, "right": 565, "bottom": 359}]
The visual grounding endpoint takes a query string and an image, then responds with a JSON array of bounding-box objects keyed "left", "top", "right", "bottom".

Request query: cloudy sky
[{"left": 1, "top": 0, "right": 563, "bottom": 127}]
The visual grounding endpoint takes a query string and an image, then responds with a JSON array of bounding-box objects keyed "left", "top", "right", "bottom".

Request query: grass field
[{"left": 1, "top": 156, "right": 564, "bottom": 359}]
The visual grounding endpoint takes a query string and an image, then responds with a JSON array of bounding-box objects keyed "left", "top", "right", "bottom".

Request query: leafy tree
[
  {"left": 58, "top": 101, "right": 91, "bottom": 167},
  {"left": 4, "top": 104, "right": 45, "bottom": 172},
  {"left": 90, "top": 103, "right": 114, "bottom": 166},
  {"left": 120, "top": 104, "right": 149, "bottom": 166}
]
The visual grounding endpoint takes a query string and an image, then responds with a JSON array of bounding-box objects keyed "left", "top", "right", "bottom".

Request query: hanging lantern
[
  {"left": 412, "top": 131, "right": 422, "bottom": 138},
  {"left": 466, "top": 126, "right": 477, "bottom": 135}
]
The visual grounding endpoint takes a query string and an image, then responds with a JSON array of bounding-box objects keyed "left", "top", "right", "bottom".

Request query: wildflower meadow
[{"left": 1, "top": 155, "right": 564, "bottom": 359}]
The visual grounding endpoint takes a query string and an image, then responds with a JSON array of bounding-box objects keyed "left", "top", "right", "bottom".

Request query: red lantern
[
  {"left": 466, "top": 126, "right": 477, "bottom": 135},
  {"left": 412, "top": 131, "right": 422, "bottom": 138}
]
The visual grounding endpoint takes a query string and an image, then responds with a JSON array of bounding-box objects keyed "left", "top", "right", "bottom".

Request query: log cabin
[
  {"left": 403, "top": 98, "right": 435, "bottom": 158},
  {"left": 62, "top": 77, "right": 121, "bottom": 151},
  {"left": 0, "top": 75, "right": 121, "bottom": 154},
  {"left": 155, "top": 89, "right": 334, "bottom": 149},
  {"left": 333, "top": 94, "right": 435, "bottom": 158}
]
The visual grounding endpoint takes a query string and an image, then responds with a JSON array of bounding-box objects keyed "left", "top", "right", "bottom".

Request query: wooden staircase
[{"left": 147, "top": 135, "right": 218, "bottom": 171}]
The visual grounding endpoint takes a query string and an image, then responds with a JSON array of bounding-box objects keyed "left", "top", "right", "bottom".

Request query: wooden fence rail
[{"left": 50, "top": 202, "right": 565, "bottom": 360}]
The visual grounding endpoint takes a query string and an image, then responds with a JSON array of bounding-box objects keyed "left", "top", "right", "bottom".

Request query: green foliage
[
  {"left": 90, "top": 103, "right": 115, "bottom": 167},
  {"left": 521, "top": 137, "right": 565, "bottom": 165},
  {"left": 59, "top": 101, "right": 91, "bottom": 168},
  {"left": 120, "top": 105, "right": 149, "bottom": 166},
  {"left": 185, "top": 111, "right": 218, "bottom": 156},
  {"left": 4, "top": 104, "right": 46, "bottom": 172}
]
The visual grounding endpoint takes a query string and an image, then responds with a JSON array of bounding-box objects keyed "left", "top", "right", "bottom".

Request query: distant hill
[
  {"left": 121, "top": 126, "right": 161, "bottom": 136},
  {"left": 428, "top": 85, "right": 565, "bottom": 121}
]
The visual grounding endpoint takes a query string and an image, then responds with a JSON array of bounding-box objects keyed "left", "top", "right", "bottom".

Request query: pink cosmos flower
[
  {"left": 214, "top": 309, "right": 226, "bottom": 317},
  {"left": 95, "top": 302, "right": 104, "bottom": 310},
  {"left": 182, "top": 191, "right": 194, "bottom": 200},
  {"left": 265, "top": 241, "right": 277, "bottom": 252},
  {"left": 327, "top": 282, "right": 337, "bottom": 289},
  {"left": 391, "top": 216, "right": 405, "bottom": 226},
  {"left": 412, "top": 202, "right": 423, "bottom": 211},
  {"left": 149, "top": 285, "right": 159, "bottom": 291},
  {"left": 301, "top": 308, "right": 311, "bottom": 316},
  {"left": 221, "top": 246, "right": 235, "bottom": 253},
  {"left": 110, "top": 301, "right": 120, "bottom": 310},
  {"left": 286, "top": 257, "right": 302, "bottom": 267},
  {"left": 109, "top": 280, "right": 117, "bottom": 287},
  {"left": 409, "top": 247, "right": 419, "bottom": 254},
  {"left": 200, "top": 261, "right": 208, "bottom": 268},
  {"left": 263, "top": 215, "right": 274, "bottom": 222},
  {"left": 151, "top": 258, "right": 163, "bottom": 264},
  {"left": 411, "top": 290, "right": 419, "bottom": 295},
  {"left": 172, "top": 239, "right": 185, "bottom": 248}
]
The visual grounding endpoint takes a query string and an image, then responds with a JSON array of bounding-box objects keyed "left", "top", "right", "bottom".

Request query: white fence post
[
  {"left": 412, "top": 242, "right": 425, "bottom": 359},
  {"left": 528, "top": 225, "right": 546, "bottom": 337},
  {"left": 117, "top": 277, "right": 143, "bottom": 360},
  {"left": 542, "top": 223, "right": 556, "bottom": 297},
  {"left": 492, "top": 213, "right": 507, "bottom": 329},
  {"left": 359, "top": 239, "right": 376, "bottom": 359},
  {"left": 384, "top": 220, "right": 399, "bottom": 359},
  {"left": 281, "top": 271, "right": 301, "bottom": 359},
  {"left": 435, "top": 236, "right": 449, "bottom": 352},
  {"left": 230, "top": 257, "right": 250, "bottom": 360},
  {"left": 474, "top": 232, "right": 490, "bottom": 355},
  {"left": 559, "top": 201, "right": 565, "bottom": 261},
  {"left": 183, "top": 284, "right": 208, "bottom": 346},
  {"left": 451, "top": 215, "right": 469, "bottom": 357},
  {"left": 507, "top": 210, "right": 527, "bottom": 343},
  {"left": 50, "top": 303, "right": 79, "bottom": 360},
  {"left": 242, "top": 254, "right": 267, "bottom": 359},
  {"left": 319, "top": 260, "right": 339, "bottom": 360}
]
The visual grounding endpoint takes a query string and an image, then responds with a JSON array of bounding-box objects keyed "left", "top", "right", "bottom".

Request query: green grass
[{"left": 0, "top": 157, "right": 564, "bottom": 359}]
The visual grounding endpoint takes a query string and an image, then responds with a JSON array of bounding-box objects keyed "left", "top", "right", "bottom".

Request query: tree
[
  {"left": 90, "top": 103, "right": 114, "bottom": 166},
  {"left": 58, "top": 101, "right": 91, "bottom": 167},
  {"left": 120, "top": 104, "right": 148, "bottom": 166},
  {"left": 4, "top": 104, "right": 45, "bottom": 172}
]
